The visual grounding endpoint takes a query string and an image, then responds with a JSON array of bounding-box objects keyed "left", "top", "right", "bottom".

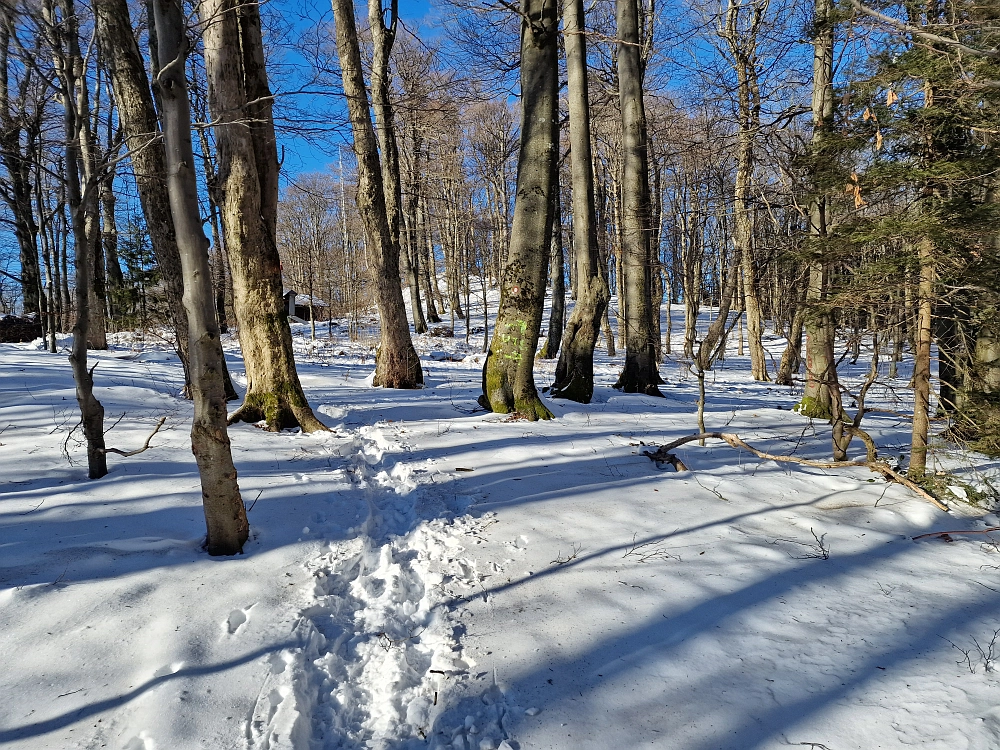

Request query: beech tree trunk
[
  {"left": 776, "top": 287, "right": 806, "bottom": 386},
  {"left": 721, "top": 0, "right": 769, "bottom": 382},
  {"left": 202, "top": 0, "right": 328, "bottom": 428},
  {"left": 47, "top": 0, "right": 107, "bottom": 478},
  {"left": 401, "top": 124, "right": 428, "bottom": 333},
  {"left": 551, "top": 0, "right": 610, "bottom": 403},
  {"left": 798, "top": 0, "right": 839, "bottom": 422},
  {"left": 153, "top": 0, "right": 248, "bottom": 556},
  {"left": 908, "top": 243, "right": 934, "bottom": 477},
  {"left": 94, "top": 0, "right": 193, "bottom": 389},
  {"left": 478, "top": 0, "right": 558, "bottom": 419},
  {"left": 330, "top": 0, "right": 422, "bottom": 388},
  {"left": 540, "top": 177, "right": 564, "bottom": 359},
  {"left": 613, "top": 0, "right": 662, "bottom": 396},
  {"left": 99, "top": 170, "right": 125, "bottom": 320},
  {"left": 370, "top": 0, "right": 427, "bottom": 339}
]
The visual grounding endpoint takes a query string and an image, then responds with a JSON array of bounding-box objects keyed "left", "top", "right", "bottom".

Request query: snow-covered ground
[{"left": 2, "top": 297, "right": 1000, "bottom": 750}]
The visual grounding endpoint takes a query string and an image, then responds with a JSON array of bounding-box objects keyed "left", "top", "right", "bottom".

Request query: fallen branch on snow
[
  {"left": 912, "top": 526, "right": 1000, "bottom": 541},
  {"left": 99, "top": 417, "right": 167, "bottom": 457},
  {"left": 643, "top": 432, "right": 949, "bottom": 513}
]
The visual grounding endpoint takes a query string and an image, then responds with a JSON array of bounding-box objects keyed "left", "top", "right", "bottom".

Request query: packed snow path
[{"left": 2, "top": 314, "right": 1000, "bottom": 749}]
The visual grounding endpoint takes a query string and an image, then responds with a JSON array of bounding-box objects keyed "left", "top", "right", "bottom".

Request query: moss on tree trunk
[{"left": 478, "top": 0, "right": 558, "bottom": 421}]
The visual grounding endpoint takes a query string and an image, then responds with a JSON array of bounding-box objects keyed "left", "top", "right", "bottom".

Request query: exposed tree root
[{"left": 644, "top": 431, "right": 949, "bottom": 513}]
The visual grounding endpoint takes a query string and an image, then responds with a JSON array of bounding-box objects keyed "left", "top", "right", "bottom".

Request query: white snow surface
[{"left": 3, "top": 301, "right": 1000, "bottom": 750}]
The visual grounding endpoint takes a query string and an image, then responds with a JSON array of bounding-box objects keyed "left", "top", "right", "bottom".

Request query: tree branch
[
  {"left": 912, "top": 526, "right": 1000, "bottom": 541},
  {"left": 99, "top": 417, "right": 167, "bottom": 457},
  {"left": 644, "top": 432, "right": 950, "bottom": 512},
  {"left": 846, "top": 0, "right": 998, "bottom": 58}
]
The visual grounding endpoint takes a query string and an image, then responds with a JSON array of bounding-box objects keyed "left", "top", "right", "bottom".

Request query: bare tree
[
  {"left": 478, "top": 0, "right": 559, "bottom": 420},
  {"left": 201, "top": 0, "right": 327, "bottom": 430},
  {"left": 152, "top": 0, "right": 248, "bottom": 555},
  {"left": 797, "top": 0, "right": 839, "bottom": 427},
  {"left": 0, "top": 6, "right": 43, "bottom": 318},
  {"left": 718, "top": 0, "right": 769, "bottom": 381},
  {"left": 44, "top": 0, "right": 107, "bottom": 477},
  {"left": 330, "top": 0, "right": 422, "bottom": 387},
  {"left": 551, "top": 0, "right": 610, "bottom": 402},
  {"left": 94, "top": 0, "right": 196, "bottom": 392},
  {"left": 612, "top": 0, "right": 662, "bottom": 396}
]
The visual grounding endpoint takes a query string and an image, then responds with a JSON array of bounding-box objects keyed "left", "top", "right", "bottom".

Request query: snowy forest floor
[{"left": 3, "top": 299, "right": 1000, "bottom": 750}]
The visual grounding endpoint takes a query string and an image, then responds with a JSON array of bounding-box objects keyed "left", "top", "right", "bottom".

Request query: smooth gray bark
[
  {"left": 612, "top": 0, "right": 662, "bottom": 395},
  {"left": 551, "top": 0, "right": 610, "bottom": 403},
  {"left": 152, "top": 0, "right": 248, "bottom": 555},
  {"left": 331, "top": 0, "right": 422, "bottom": 387}
]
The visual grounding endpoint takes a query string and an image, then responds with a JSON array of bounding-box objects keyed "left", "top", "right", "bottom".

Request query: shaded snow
[{"left": 2, "top": 298, "right": 1000, "bottom": 750}]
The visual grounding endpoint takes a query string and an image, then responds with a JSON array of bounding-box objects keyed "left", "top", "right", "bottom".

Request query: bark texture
[
  {"left": 202, "top": 0, "right": 327, "bottom": 429},
  {"left": 908, "top": 239, "right": 934, "bottom": 477},
  {"left": 0, "top": 9, "right": 42, "bottom": 317},
  {"left": 797, "top": 0, "right": 839, "bottom": 421},
  {"left": 369, "top": 0, "right": 428, "bottom": 341},
  {"left": 94, "top": 0, "right": 193, "bottom": 390},
  {"left": 478, "top": 0, "right": 558, "bottom": 420},
  {"left": 48, "top": 0, "right": 107, "bottom": 479},
  {"left": 540, "top": 179, "right": 564, "bottom": 359},
  {"left": 612, "top": 0, "right": 662, "bottom": 396},
  {"left": 153, "top": 0, "right": 248, "bottom": 555},
  {"left": 720, "top": 0, "right": 769, "bottom": 381},
  {"left": 550, "top": 0, "right": 609, "bottom": 403},
  {"left": 776, "top": 291, "right": 806, "bottom": 386},
  {"left": 330, "top": 0, "right": 422, "bottom": 388}
]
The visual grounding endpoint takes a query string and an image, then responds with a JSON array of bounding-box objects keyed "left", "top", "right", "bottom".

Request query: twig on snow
[
  {"left": 623, "top": 533, "right": 681, "bottom": 563},
  {"left": 769, "top": 528, "right": 830, "bottom": 560},
  {"left": 550, "top": 543, "right": 583, "bottom": 565}
]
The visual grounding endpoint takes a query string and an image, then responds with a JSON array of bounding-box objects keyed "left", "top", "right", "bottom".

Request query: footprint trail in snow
[{"left": 248, "top": 422, "right": 515, "bottom": 750}]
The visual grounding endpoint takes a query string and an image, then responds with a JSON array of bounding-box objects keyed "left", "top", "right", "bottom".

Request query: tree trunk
[
  {"left": 612, "top": 0, "right": 661, "bottom": 396},
  {"left": 369, "top": 0, "right": 427, "bottom": 340},
  {"left": 48, "top": 0, "right": 107, "bottom": 478},
  {"left": 551, "top": 0, "right": 610, "bottom": 403},
  {"left": 418, "top": 194, "right": 441, "bottom": 323},
  {"left": 721, "top": 0, "right": 769, "bottom": 381},
  {"left": 100, "top": 172, "right": 125, "bottom": 321},
  {"left": 153, "top": 0, "right": 248, "bottom": 556},
  {"left": 478, "top": 0, "right": 558, "bottom": 420},
  {"left": 797, "top": 0, "right": 839, "bottom": 423},
  {"left": 776, "top": 290, "right": 806, "bottom": 386},
  {"left": 401, "top": 130, "right": 428, "bottom": 333},
  {"left": 681, "top": 194, "right": 700, "bottom": 360},
  {"left": 202, "top": 0, "right": 328, "bottom": 428},
  {"left": 94, "top": 0, "right": 194, "bottom": 390},
  {"left": 649, "top": 150, "right": 664, "bottom": 363},
  {"left": 330, "top": 0, "right": 422, "bottom": 388},
  {"left": 0, "top": 10, "right": 42, "bottom": 318},
  {"left": 908, "top": 239, "right": 934, "bottom": 478},
  {"left": 89, "top": 206, "right": 108, "bottom": 348},
  {"left": 540, "top": 177, "right": 564, "bottom": 359}
]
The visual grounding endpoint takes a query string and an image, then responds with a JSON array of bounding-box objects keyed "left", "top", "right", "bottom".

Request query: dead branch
[
  {"left": 99, "top": 417, "right": 167, "bottom": 457},
  {"left": 644, "top": 432, "right": 949, "bottom": 512},
  {"left": 912, "top": 526, "right": 1000, "bottom": 541},
  {"left": 846, "top": 0, "right": 998, "bottom": 59}
]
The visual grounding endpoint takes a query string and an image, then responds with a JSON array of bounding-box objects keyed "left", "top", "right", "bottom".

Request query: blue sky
[{"left": 268, "top": 0, "right": 437, "bottom": 181}]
